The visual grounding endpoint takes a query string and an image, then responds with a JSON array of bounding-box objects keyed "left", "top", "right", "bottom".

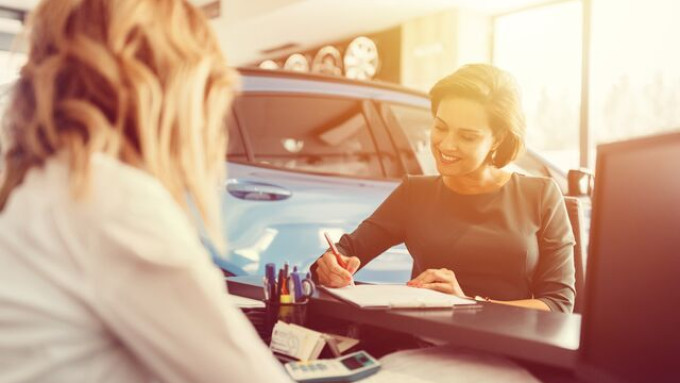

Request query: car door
[{"left": 218, "top": 92, "right": 412, "bottom": 282}]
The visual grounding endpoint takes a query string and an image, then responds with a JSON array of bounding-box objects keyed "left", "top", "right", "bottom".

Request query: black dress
[{"left": 315, "top": 173, "right": 576, "bottom": 313}]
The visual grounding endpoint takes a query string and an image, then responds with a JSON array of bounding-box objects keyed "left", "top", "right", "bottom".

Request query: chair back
[{"left": 564, "top": 196, "right": 587, "bottom": 313}]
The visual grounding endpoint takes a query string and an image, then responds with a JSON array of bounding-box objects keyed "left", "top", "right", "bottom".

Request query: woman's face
[{"left": 430, "top": 98, "right": 497, "bottom": 178}]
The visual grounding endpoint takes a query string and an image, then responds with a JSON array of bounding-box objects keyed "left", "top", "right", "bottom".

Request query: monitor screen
[
  {"left": 341, "top": 353, "right": 372, "bottom": 370},
  {"left": 578, "top": 132, "right": 680, "bottom": 383}
]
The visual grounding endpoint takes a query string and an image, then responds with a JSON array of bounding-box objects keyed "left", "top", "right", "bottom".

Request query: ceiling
[
  {"left": 0, "top": 0, "right": 553, "bottom": 65},
  {"left": 220, "top": 0, "right": 553, "bottom": 66}
]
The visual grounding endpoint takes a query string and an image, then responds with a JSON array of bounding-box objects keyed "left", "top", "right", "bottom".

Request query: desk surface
[{"left": 227, "top": 276, "right": 581, "bottom": 369}]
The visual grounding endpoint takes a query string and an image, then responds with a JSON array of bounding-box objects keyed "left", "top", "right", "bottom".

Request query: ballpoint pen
[
  {"left": 265, "top": 263, "right": 276, "bottom": 302},
  {"left": 291, "top": 272, "right": 303, "bottom": 302},
  {"left": 324, "top": 231, "right": 354, "bottom": 286},
  {"left": 262, "top": 277, "right": 270, "bottom": 301},
  {"left": 276, "top": 268, "right": 285, "bottom": 302}
]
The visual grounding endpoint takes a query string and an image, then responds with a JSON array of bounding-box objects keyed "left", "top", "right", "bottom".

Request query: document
[
  {"left": 270, "top": 321, "right": 326, "bottom": 361},
  {"left": 227, "top": 293, "right": 266, "bottom": 309},
  {"left": 269, "top": 321, "right": 360, "bottom": 361},
  {"left": 321, "top": 284, "right": 476, "bottom": 309},
  {"left": 362, "top": 345, "right": 541, "bottom": 383}
]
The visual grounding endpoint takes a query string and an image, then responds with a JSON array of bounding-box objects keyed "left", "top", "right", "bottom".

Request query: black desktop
[{"left": 577, "top": 132, "right": 680, "bottom": 383}]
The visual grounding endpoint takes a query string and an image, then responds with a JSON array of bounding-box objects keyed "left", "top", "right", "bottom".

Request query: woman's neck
[{"left": 442, "top": 166, "right": 511, "bottom": 195}]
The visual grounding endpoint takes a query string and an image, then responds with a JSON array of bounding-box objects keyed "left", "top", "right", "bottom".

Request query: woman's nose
[{"left": 438, "top": 132, "right": 459, "bottom": 151}]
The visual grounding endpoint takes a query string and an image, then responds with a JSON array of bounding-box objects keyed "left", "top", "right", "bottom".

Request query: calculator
[{"left": 284, "top": 350, "right": 381, "bottom": 383}]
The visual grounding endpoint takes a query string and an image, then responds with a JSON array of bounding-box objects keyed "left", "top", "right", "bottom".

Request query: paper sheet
[
  {"left": 361, "top": 345, "right": 541, "bottom": 383},
  {"left": 270, "top": 322, "right": 326, "bottom": 361},
  {"left": 322, "top": 284, "right": 476, "bottom": 309},
  {"left": 228, "top": 294, "right": 265, "bottom": 309}
]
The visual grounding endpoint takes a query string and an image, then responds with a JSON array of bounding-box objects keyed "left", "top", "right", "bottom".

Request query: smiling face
[{"left": 430, "top": 98, "right": 497, "bottom": 179}]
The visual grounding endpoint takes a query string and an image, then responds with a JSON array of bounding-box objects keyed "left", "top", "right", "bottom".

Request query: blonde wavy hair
[{"left": 0, "top": 0, "right": 235, "bottom": 246}]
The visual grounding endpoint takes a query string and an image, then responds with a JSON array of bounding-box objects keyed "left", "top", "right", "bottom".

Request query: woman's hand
[
  {"left": 407, "top": 268, "right": 467, "bottom": 297},
  {"left": 315, "top": 251, "right": 361, "bottom": 288}
]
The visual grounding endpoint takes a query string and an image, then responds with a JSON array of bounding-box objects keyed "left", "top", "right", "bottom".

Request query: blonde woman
[{"left": 0, "top": 0, "right": 292, "bottom": 382}]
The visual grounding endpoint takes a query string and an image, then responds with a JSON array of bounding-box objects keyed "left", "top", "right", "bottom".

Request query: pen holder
[{"left": 263, "top": 299, "right": 309, "bottom": 342}]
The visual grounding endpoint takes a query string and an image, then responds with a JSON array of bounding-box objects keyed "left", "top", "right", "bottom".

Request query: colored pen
[
  {"left": 276, "top": 268, "right": 285, "bottom": 301},
  {"left": 265, "top": 263, "right": 276, "bottom": 302},
  {"left": 324, "top": 231, "right": 354, "bottom": 285},
  {"left": 262, "top": 277, "right": 270, "bottom": 301},
  {"left": 280, "top": 276, "right": 291, "bottom": 304},
  {"left": 288, "top": 276, "right": 297, "bottom": 303},
  {"left": 291, "top": 272, "right": 303, "bottom": 302}
]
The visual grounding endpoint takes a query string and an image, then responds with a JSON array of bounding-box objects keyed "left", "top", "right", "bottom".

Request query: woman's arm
[
  {"left": 312, "top": 177, "right": 410, "bottom": 286},
  {"left": 410, "top": 270, "right": 550, "bottom": 311},
  {"left": 531, "top": 180, "right": 577, "bottom": 313},
  {"left": 488, "top": 299, "right": 550, "bottom": 311}
]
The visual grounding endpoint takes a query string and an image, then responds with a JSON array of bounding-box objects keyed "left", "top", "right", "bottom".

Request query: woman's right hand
[{"left": 315, "top": 251, "right": 361, "bottom": 287}]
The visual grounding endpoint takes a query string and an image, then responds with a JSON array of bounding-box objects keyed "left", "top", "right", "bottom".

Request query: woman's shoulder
[
  {"left": 510, "top": 173, "right": 563, "bottom": 202},
  {"left": 512, "top": 172, "right": 559, "bottom": 191},
  {"left": 87, "top": 154, "right": 188, "bottom": 221},
  {"left": 89, "top": 154, "right": 171, "bottom": 203}
]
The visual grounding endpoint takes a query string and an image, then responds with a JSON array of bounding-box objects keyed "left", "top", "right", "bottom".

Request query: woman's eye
[
  {"left": 460, "top": 134, "right": 477, "bottom": 141},
  {"left": 434, "top": 125, "right": 447, "bottom": 132}
]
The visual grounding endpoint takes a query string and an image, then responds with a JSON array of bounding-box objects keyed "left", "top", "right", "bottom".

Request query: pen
[
  {"left": 288, "top": 276, "right": 297, "bottom": 303},
  {"left": 265, "top": 263, "right": 276, "bottom": 302},
  {"left": 280, "top": 275, "right": 291, "bottom": 304},
  {"left": 262, "top": 276, "right": 270, "bottom": 301},
  {"left": 324, "top": 231, "right": 354, "bottom": 285},
  {"left": 291, "top": 272, "right": 303, "bottom": 302},
  {"left": 277, "top": 268, "right": 285, "bottom": 302}
]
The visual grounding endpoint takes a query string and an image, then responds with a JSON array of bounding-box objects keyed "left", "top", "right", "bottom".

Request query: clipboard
[{"left": 320, "top": 284, "right": 476, "bottom": 309}]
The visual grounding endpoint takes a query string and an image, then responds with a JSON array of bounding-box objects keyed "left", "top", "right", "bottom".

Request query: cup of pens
[{"left": 262, "top": 262, "right": 316, "bottom": 341}]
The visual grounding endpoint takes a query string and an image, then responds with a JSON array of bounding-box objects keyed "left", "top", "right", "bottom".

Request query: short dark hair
[{"left": 429, "top": 63, "right": 526, "bottom": 168}]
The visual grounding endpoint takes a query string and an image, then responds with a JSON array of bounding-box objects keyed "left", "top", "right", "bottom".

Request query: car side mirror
[{"left": 568, "top": 169, "right": 594, "bottom": 197}]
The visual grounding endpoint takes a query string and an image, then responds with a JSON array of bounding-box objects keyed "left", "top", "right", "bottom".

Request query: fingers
[
  {"left": 408, "top": 268, "right": 455, "bottom": 286},
  {"left": 316, "top": 252, "right": 353, "bottom": 287},
  {"left": 317, "top": 265, "right": 349, "bottom": 288},
  {"left": 346, "top": 256, "right": 361, "bottom": 274},
  {"left": 419, "top": 282, "right": 455, "bottom": 295},
  {"left": 408, "top": 268, "right": 467, "bottom": 297}
]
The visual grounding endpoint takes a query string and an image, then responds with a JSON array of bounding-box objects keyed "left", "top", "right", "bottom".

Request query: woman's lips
[{"left": 438, "top": 150, "right": 461, "bottom": 165}]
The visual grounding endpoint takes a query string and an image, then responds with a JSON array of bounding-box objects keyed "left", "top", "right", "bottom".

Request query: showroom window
[
  {"left": 590, "top": 0, "right": 680, "bottom": 150},
  {"left": 494, "top": 0, "right": 680, "bottom": 170},
  {"left": 233, "top": 95, "right": 384, "bottom": 178},
  {"left": 493, "top": 0, "right": 583, "bottom": 173}
]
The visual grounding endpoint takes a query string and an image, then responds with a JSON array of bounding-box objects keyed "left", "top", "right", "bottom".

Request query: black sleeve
[
  {"left": 310, "top": 177, "right": 409, "bottom": 282},
  {"left": 533, "top": 179, "right": 577, "bottom": 313}
]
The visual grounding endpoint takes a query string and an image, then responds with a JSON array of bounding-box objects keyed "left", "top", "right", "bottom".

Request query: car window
[
  {"left": 227, "top": 109, "right": 248, "bottom": 162},
  {"left": 361, "top": 101, "right": 403, "bottom": 179},
  {"left": 233, "top": 95, "right": 384, "bottom": 179},
  {"left": 384, "top": 102, "right": 565, "bottom": 186},
  {"left": 381, "top": 103, "right": 438, "bottom": 175}
]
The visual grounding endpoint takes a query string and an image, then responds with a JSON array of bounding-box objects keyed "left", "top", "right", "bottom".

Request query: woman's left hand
[{"left": 407, "top": 268, "right": 467, "bottom": 297}]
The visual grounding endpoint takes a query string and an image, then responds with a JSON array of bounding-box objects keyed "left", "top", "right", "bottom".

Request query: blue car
[{"left": 213, "top": 68, "right": 578, "bottom": 283}]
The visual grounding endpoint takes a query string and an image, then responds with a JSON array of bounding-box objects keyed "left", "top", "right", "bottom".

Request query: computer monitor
[{"left": 577, "top": 132, "right": 680, "bottom": 383}]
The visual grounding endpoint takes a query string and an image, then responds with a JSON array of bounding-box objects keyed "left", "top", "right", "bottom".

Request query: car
[{"left": 210, "top": 67, "right": 591, "bottom": 283}]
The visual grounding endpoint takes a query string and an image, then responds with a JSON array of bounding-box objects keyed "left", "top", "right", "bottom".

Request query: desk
[{"left": 227, "top": 276, "right": 581, "bottom": 370}]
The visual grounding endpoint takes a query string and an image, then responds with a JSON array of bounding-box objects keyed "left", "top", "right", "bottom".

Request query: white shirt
[{"left": 0, "top": 154, "right": 292, "bottom": 383}]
